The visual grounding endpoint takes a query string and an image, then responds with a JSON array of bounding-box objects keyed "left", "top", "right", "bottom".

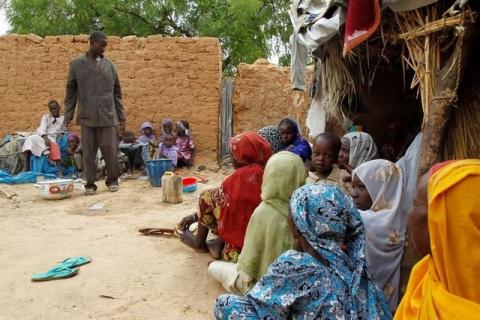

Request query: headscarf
[
  {"left": 218, "top": 132, "right": 272, "bottom": 250},
  {"left": 237, "top": 152, "right": 307, "bottom": 281},
  {"left": 258, "top": 126, "right": 283, "bottom": 154},
  {"left": 138, "top": 122, "right": 156, "bottom": 143},
  {"left": 176, "top": 121, "right": 190, "bottom": 136},
  {"left": 353, "top": 159, "right": 411, "bottom": 311},
  {"left": 395, "top": 160, "right": 480, "bottom": 320},
  {"left": 279, "top": 118, "right": 312, "bottom": 162},
  {"left": 67, "top": 132, "right": 80, "bottom": 144},
  {"left": 229, "top": 132, "right": 272, "bottom": 167},
  {"left": 291, "top": 184, "right": 390, "bottom": 318},
  {"left": 161, "top": 118, "right": 173, "bottom": 133},
  {"left": 343, "top": 132, "right": 378, "bottom": 168},
  {"left": 140, "top": 121, "right": 153, "bottom": 131}
]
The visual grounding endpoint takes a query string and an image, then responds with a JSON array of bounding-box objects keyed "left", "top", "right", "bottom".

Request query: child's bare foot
[
  {"left": 206, "top": 238, "right": 224, "bottom": 260},
  {"left": 180, "top": 229, "right": 208, "bottom": 253}
]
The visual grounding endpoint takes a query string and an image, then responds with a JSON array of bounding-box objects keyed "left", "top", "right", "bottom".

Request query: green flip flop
[
  {"left": 57, "top": 256, "right": 92, "bottom": 269},
  {"left": 31, "top": 266, "right": 79, "bottom": 282}
]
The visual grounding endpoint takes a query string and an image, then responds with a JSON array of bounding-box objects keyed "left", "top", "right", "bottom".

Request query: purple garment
[
  {"left": 158, "top": 143, "right": 179, "bottom": 166},
  {"left": 280, "top": 118, "right": 312, "bottom": 162},
  {"left": 137, "top": 134, "right": 156, "bottom": 144}
]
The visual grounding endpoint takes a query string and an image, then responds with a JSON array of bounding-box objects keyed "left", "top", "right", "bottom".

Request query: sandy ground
[{"left": 0, "top": 170, "right": 230, "bottom": 320}]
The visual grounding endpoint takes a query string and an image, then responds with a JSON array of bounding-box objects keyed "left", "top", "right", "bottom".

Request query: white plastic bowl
[{"left": 34, "top": 179, "right": 75, "bottom": 200}]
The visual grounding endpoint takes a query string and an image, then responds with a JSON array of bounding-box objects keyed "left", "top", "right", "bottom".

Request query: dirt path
[{"left": 0, "top": 171, "right": 227, "bottom": 319}]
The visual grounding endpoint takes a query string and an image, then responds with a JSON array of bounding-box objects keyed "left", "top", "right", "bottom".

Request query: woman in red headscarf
[{"left": 178, "top": 132, "right": 272, "bottom": 261}]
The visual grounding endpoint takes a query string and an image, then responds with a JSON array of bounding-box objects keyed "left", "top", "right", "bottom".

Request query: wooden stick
[
  {"left": 0, "top": 188, "right": 17, "bottom": 199},
  {"left": 399, "top": 11, "right": 476, "bottom": 40}
]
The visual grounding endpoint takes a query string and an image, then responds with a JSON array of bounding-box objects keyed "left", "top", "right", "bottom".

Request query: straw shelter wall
[{"left": 0, "top": 34, "right": 222, "bottom": 162}]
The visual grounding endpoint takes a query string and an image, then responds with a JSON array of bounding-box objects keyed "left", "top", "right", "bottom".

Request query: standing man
[{"left": 64, "top": 31, "right": 125, "bottom": 195}]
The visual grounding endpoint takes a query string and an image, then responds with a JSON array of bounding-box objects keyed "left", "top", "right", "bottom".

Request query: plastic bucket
[
  {"left": 146, "top": 159, "right": 173, "bottom": 187},
  {"left": 182, "top": 177, "right": 198, "bottom": 193}
]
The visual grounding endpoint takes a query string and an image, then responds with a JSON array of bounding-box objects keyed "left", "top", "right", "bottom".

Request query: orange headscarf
[{"left": 395, "top": 159, "right": 480, "bottom": 319}]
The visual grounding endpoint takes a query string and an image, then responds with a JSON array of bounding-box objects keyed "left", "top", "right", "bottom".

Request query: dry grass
[
  {"left": 317, "top": 41, "right": 356, "bottom": 128},
  {"left": 395, "top": 7, "right": 443, "bottom": 124}
]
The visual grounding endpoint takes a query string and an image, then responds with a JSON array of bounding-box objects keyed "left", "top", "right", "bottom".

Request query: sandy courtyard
[{"left": 0, "top": 170, "right": 228, "bottom": 319}]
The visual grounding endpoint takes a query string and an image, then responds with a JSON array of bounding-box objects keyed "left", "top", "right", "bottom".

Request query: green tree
[{"left": 1, "top": 0, "right": 292, "bottom": 73}]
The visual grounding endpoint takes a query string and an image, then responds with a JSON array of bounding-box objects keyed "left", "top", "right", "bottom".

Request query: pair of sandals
[
  {"left": 85, "top": 185, "right": 119, "bottom": 195},
  {"left": 31, "top": 256, "right": 92, "bottom": 282}
]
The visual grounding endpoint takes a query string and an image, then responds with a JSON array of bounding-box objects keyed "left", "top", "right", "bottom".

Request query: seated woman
[
  {"left": 395, "top": 160, "right": 480, "bottom": 319},
  {"left": 338, "top": 132, "right": 378, "bottom": 174},
  {"left": 258, "top": 126, "right": 283, "bottom": 154},
  {"left": 175, "top": 120, "right": 195, "bottom": 168},
  {"left": 277, "top": 118, "right": 311, "bottom": 163},
  {"left": 214, "top": 184, "right": 391, "bottom": 319},
  {"left": 208, "top": 151, "right": 307, "bottom": 294},
  {"left": 178, "top": 132, "right": 272, "bottom": 261},
  {"left": 352, "top": 159, "right": 411, "bottom": 312},
  {"left": 22, "top": 100, "right": 65, "bottom": 173}
]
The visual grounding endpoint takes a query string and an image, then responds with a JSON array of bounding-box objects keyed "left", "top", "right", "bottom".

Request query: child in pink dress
[{"left": 175, "top": 120, "right": 195, "bottom": 168}]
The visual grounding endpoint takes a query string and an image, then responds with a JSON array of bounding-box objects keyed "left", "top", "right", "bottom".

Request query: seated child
[
  {"left": 159, "top": 118, "right": 174, "bottom": 143},
  {"left": 138, "top": 122, "right": 158, "bottom": 172},
  {"left": 157, "top": 134, "right": 179, "bottom": 168},
  {"left": 175, "top": 120, "right": 195, "bottom": 168},
  {"left": 22, "top": 100, "right": 65, "bottom": 174},
  {"left": 60, "top": 132, "right": 82, "bottom": 177},
  {"left": 307, "top": 133, "right": 348, "bottom": 193},
  {"left": 119, "top": 130, "right": 143, "bottom": 174},
  {"left": 137, "top": 122, "right": 156, "bottom": 143}
]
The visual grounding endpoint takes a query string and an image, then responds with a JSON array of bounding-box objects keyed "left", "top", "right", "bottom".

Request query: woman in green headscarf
[{"left": 208, "top": 151, "right": 307, "bottom": 294}]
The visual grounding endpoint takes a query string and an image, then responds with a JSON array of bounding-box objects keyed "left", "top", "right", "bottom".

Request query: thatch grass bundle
[
  {"left": 395, "top": 7, "right": 443, "bottom": 124},
  {"left": 317, "top": 41, "right": 356, "bottom": 128}
]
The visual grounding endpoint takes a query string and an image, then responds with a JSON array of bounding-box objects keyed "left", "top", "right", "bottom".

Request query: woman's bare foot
[
  {"left": 180, "top": 229, "right": 208, "bottom": 253},
  {"left": 206, "top": 238, "right": 224, "bottom": 260}
]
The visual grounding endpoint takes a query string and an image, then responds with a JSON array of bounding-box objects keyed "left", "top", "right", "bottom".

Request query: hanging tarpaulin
[
  {"left": 342, "top": 0, "right": 381, "bottom": 56},
  {"left": 383, "top": 0, "right": 439, "bottom": 12},
  {"left": 290, "top": 0, "right": 346, "bottom": 52}
]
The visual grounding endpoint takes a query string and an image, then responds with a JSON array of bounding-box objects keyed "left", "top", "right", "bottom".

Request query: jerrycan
[{"left": 162, "top": 172, "right": 183, "bottom": 204}]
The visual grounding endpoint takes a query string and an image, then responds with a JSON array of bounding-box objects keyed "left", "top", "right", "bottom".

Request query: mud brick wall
[
  {"left": 233, "top": 59, "right": 313, "bottom": 136},
  {"left": 0, "top": 34, "right": 222, "bottom": 162}
]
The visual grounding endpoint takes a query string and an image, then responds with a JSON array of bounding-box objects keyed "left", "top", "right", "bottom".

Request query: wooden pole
[{"left": 418, "top": 19, "right": 477, "bottom": 174}]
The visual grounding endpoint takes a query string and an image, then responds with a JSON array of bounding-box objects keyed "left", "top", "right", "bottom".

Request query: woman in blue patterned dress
[{"left": 214, "top": 184, "right": 391, "bottom": 320}]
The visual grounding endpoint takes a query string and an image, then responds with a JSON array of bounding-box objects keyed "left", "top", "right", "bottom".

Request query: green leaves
[{"left": 2, "top": 0, "right": 293, "bottom": 73}]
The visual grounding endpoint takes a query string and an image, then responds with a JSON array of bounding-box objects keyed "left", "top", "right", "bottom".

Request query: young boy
[
  {"left": 158, "top": 134, "right": 179, "bottom": 168},
  {"left": 307, "top": 133, "right": 347, "bottom": 193},
  {"left": 22, "top": 100, "right": 65, "bottom": 175}
]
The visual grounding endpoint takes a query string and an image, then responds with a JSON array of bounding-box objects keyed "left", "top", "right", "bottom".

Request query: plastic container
[
  {"left": 162, "top": 172, "right": 183, "bottom": 204},
  {"left": 33, "top": 178, "right": 75, "bottom": 200},
  {"left": 146, "top": 159, "right": 173, "bottom": 187},
  {"left": 182, "top": 177, "right": 198, "bottom": 193}
]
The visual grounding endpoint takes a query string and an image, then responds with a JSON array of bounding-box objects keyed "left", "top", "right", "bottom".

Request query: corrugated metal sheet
[{"left": 219, "top": 77, "right": 235, "bottom": 160}]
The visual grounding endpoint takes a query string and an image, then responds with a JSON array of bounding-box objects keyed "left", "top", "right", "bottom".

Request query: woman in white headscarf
[
  {"left": 338, "top": 132, "right": 378, "bottom": 173},
  {"left": 351, "top": 159, "right": 411, "bottom": 312}
]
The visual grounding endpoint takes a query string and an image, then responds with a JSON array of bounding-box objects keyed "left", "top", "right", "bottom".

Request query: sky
[{"left": 0, "top": 8, "right": 10, "bottom": 35}]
